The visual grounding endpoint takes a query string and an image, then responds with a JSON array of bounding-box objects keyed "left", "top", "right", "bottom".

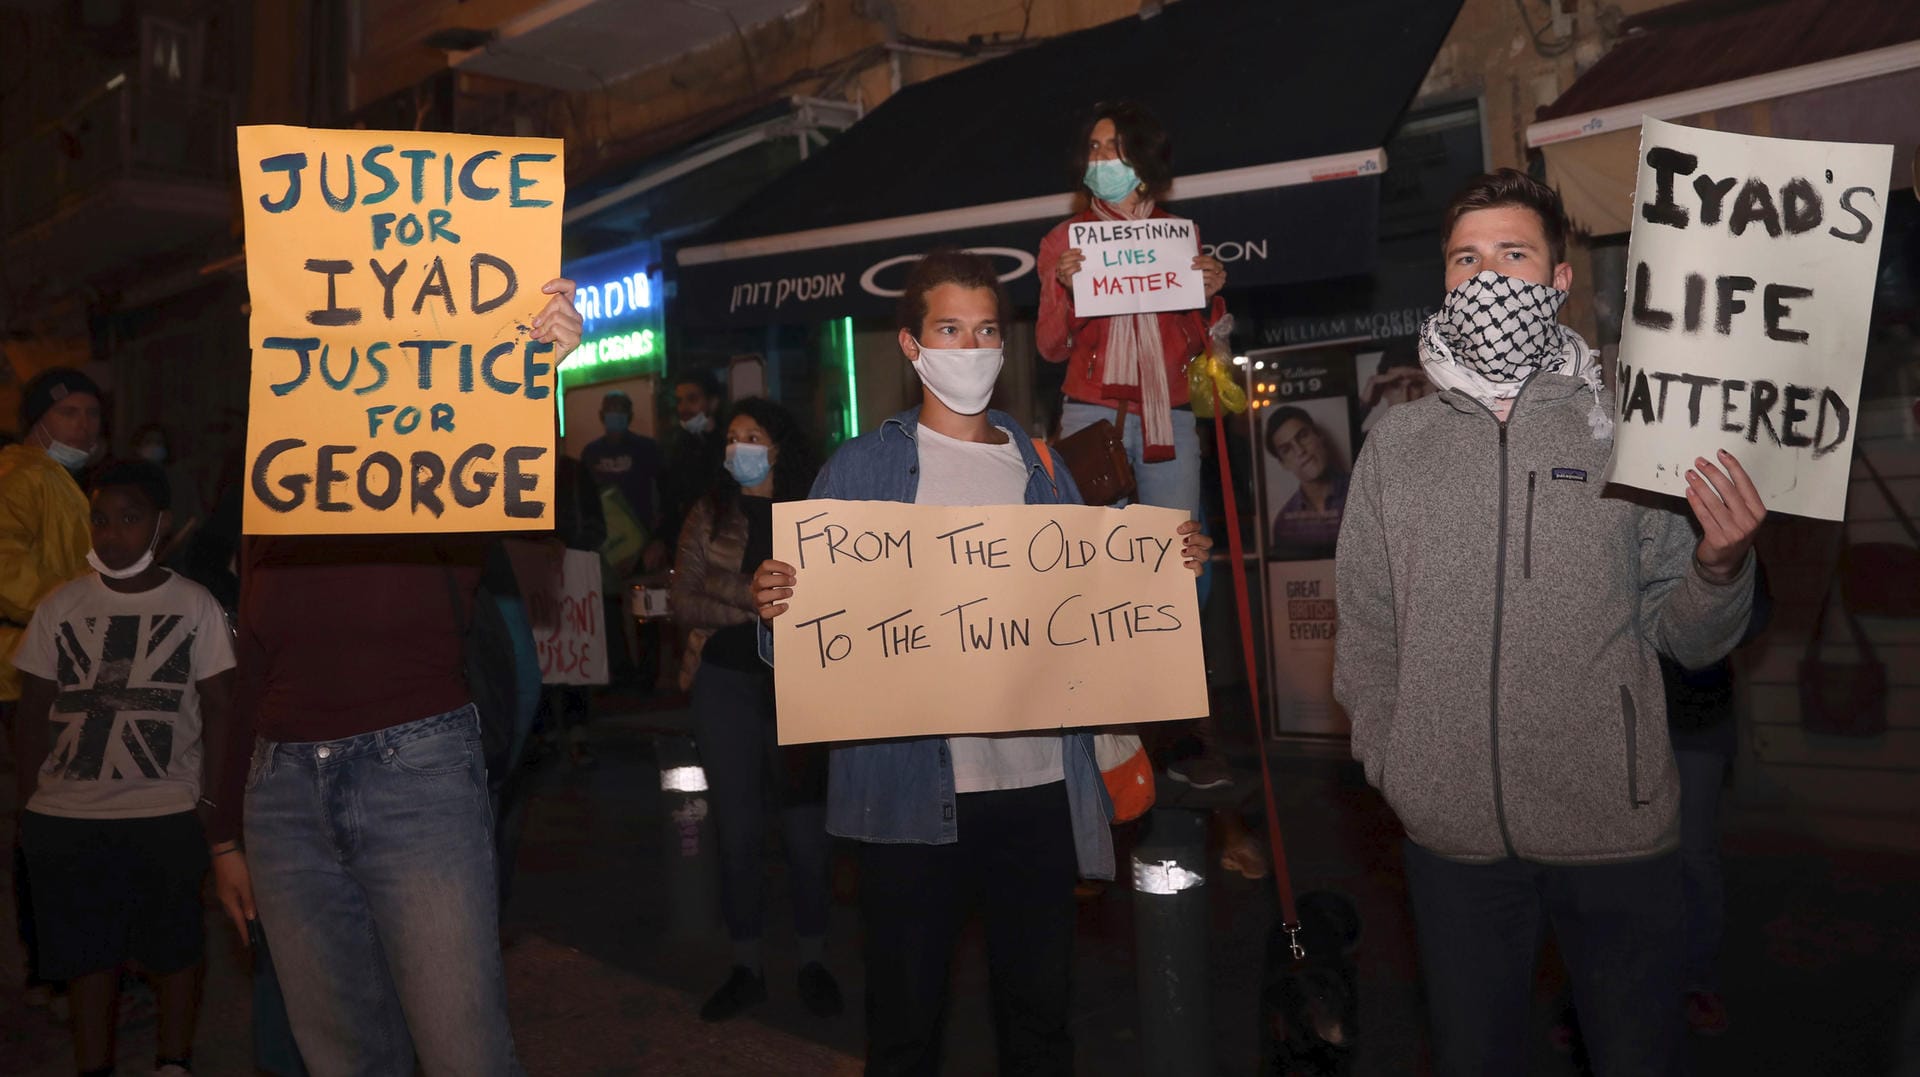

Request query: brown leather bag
[{"left": 1052, "top": 402, "right": 1135, "bottom": 505}]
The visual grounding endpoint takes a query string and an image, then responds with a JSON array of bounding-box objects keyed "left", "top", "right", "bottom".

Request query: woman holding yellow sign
[{"left": 217, "top": 276, "right": 583, "bottom": 1077}]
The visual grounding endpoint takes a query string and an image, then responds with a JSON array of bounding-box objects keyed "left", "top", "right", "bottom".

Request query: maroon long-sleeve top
[{"left": 205, "top": 536, "right": 482, "bottom": 843}]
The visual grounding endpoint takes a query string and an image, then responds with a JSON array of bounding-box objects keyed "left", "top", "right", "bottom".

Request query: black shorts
[{"left": 18, "top": 810, "right": 209, "bottom": 980}]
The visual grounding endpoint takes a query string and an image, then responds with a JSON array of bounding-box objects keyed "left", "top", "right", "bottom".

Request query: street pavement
[{"left": 2, "top": 700, "right": 1915, "bottom": 1075}]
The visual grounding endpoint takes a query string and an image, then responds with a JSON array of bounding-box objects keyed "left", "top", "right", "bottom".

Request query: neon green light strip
[
  {"left": 839, "top": 316, "right": 859, "bottom": 441},
  {"left": 558, "top": 328, "right": 659, "bottom": 373}
]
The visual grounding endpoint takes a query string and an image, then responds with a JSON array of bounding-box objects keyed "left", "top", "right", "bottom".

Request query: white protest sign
[
  {"left": 1069, "top": 216, "right": 1206, "bottom": 317},
  {"left": 770, "top": 499, "right": 1207, "bottom": 745},
  {"left": 504, "top": 543, "right": 610, "bottom": 685},
  {"left": 1606, "top": 119, "right": 1891, "bottom": 520}
]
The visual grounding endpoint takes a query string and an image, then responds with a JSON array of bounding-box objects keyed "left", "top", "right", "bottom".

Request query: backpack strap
[{"left": 1033, "top": 437, "right": 1055, "bottom": 480}]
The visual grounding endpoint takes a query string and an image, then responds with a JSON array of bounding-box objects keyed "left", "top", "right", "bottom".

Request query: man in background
[
  {"left": 580, "top": 390, "right": 660, "bottom": 682},
  {"left": 652, "top": 369, "right": 726, "bottom": 571}
]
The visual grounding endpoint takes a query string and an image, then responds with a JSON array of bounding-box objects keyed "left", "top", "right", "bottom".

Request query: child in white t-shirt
[{"left": 11, "top": 459, "right": 243, "bottom": 1077}]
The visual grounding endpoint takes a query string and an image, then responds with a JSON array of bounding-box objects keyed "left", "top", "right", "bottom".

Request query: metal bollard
[
  {"left": 1131, "top": 806, "right": 1214, "bottom": 1076},
  {"left": 656, "top": 735, "right": 722, "bottom": 937}
]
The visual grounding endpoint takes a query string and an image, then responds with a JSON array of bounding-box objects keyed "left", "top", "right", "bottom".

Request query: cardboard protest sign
[
  {"left": 504, "top": 542, "right": 610, "bottom": 686},
  {"left": 1607, "top": 119, "right": 1890, "bottom": 521},
  {"left": 770, "top": 500, "right": 1206, "bottom": 744},
  {"left": 1070, "top": 216, "right": 1205, "bottom": 317},
  {"left": 236, "top": 126, "right": 565, "bottom": 533}
]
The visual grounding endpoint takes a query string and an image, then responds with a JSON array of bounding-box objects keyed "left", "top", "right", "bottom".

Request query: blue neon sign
[
  {"left": 576, "top": 269, "right": 653, "bottom": 333},
  {"left": 560, "top": 241, "right": 665, "bottom": 384}
]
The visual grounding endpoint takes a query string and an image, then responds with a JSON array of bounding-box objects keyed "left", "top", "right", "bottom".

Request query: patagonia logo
[{"left": 1551, "top": 467, "right": 1588, "bottom": 482}]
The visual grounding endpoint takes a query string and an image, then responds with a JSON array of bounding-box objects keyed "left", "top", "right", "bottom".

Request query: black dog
[{"left": 1262, "top": 889, "right": 1363, "bottom": 1077}]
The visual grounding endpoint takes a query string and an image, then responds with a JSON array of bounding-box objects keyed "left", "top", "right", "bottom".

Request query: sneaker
[
  {"left": 154, "top": 1062, "right": 194, "bottom": 1076},
  {"left": 1167, "top": 753, "right": 1233, "bottom": 790},
  {"left": 699, "top": 966, "right": 766, "bottom": 1022},
  {"left": 796, "top": 962, "right": 843, "bottom": 1019},
  {"left": 1684, "top": 990, "right": 1729, "bottom": 1036}
]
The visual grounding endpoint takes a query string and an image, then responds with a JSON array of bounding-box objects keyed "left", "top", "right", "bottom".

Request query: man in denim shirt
[{"left": 754, "top": 252, "right": 1209, "bottom": 1075}]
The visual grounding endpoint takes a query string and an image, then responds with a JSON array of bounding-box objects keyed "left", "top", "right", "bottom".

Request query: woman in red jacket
[
  {"left": 1037, "top": 102, "right": 1257, "bottom": 810},
  {"left": 1037, "top": 100, "right": 1227, "bottom": 511}
]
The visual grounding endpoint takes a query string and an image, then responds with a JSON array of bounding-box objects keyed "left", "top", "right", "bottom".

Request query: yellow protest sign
[
  {"left": 236, "top": 125, "right": 565, "bottom": 534},
  {"left": 771, "top": 500, "right": 1208, "bottom": 745}
]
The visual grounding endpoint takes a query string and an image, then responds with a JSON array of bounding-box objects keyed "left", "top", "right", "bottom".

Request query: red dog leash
[{"left": 1210, "top": 383, "right": 1305, "bottom": 959}]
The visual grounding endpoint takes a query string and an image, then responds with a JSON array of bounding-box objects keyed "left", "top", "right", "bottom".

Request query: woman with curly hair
[{"left": 671, "top": 396, "right": 840, "bottom": 1023}]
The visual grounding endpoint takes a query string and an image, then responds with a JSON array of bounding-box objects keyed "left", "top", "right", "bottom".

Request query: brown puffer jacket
[{"left": 670, "top": 496, "right": 755, "bottom": 690}]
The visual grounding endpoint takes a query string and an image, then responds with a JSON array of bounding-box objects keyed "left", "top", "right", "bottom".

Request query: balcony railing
[{"left": 0, "top": 74, "right": 233, "bottom": 242}]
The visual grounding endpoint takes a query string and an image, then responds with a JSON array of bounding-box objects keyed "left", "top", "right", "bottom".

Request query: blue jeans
[
  {"left": 245, "top": 705, "right": 521, "bottom": 1077},
  {"left": 1060, "top": 400, "right": 1201, "bottom": 519}
]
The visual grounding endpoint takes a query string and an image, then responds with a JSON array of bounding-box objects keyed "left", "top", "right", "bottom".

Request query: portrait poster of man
[
  {"left": 1246, "top": 341, "right": 1364, "bottom": 738},
  {"left": 1249, "top": 344, "right": 1360, "bottom": 562}
]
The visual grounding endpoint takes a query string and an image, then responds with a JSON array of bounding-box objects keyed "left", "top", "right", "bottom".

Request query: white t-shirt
[
  {"left": 11, "top": 572, "right": 237, "bottom": 819},
  {"left": 913, "top": 423, "right": 1065, "bottom": 794}
]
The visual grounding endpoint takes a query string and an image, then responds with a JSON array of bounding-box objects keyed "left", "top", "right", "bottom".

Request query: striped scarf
[{"left": 1091, "top": 198, "right": 1177, "bottom": 462}]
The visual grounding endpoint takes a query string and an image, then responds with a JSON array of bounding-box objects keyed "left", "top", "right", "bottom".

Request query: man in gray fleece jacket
[{"left": 1334, "top": 169, "right": 1763, "bottom": 1077}]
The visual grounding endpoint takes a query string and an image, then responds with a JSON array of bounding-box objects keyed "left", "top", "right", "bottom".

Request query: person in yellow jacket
[
  {"left": 2, "top": 369, "right": 101, "bottom": 705},
  {"left": 2, "top": 367, "right": 99, "bottom": 1005}
]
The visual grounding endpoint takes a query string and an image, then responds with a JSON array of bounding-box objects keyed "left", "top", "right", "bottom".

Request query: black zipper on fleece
[{"left": 1524, "top": 471, "right": 1537, "bottom": 580}]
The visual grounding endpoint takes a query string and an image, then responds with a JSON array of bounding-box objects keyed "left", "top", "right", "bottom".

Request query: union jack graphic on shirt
[{"left": 44, "top": 614, "right": 195, "bottom": 782}]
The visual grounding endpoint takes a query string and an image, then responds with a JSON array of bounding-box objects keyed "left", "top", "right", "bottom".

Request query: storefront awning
[
  {"left": 673, "top": 0, "right": 1464, "bottom": 327},
  {"left": 1529, "top": 0, "right": 1920, "bottom": 235}
]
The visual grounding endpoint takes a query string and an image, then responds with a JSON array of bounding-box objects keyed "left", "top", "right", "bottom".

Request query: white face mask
[
  {"left": 88, "top": 513, "right": 167, "bottom": 580},
  {"left": 36, "top": 425, "right": 97, "bottom": 471},
  {"left": 909, "top": 339, "right": 1004, "bottom": 416},
  {"left": 680, "top": 412, "right": 713, "bottom": 435}
]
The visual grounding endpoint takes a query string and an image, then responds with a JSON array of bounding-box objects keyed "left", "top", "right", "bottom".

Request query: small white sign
[
  {"left": 505, "top": 544, "right": 611, "bottom": 686},
  {"left": 1069, "top": 216, "right": 1206, "bottom": 317}
]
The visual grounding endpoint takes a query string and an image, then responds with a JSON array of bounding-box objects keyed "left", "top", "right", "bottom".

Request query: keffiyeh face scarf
[{"left": 1419, "top": 269, "right": 1613, "bottom": 439}]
